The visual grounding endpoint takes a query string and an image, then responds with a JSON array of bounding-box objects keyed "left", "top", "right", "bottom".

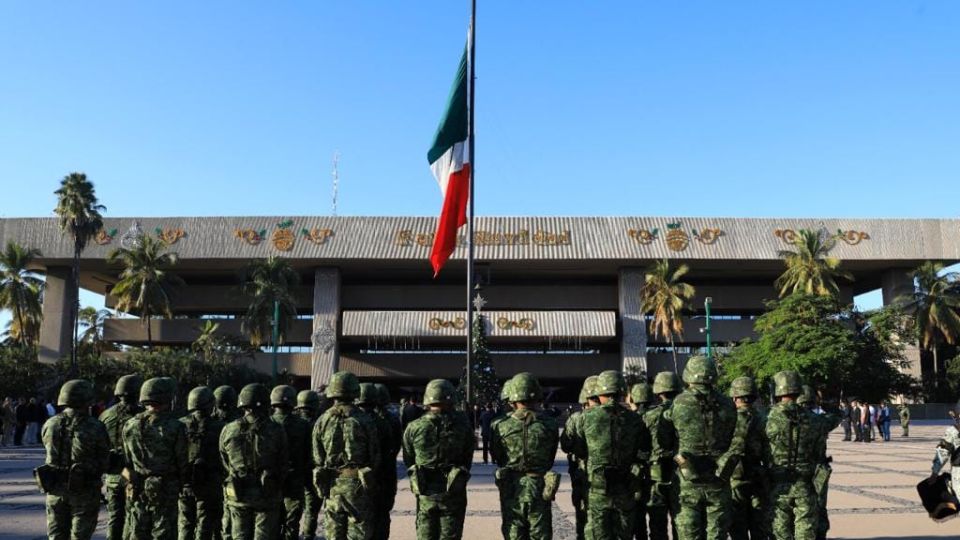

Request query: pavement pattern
[{"left": 0, "top": 423, "right": 955, "bottom": 539}]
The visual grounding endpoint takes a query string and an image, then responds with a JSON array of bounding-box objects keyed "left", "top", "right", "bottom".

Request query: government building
[{"left": 2, "top": 216, "right": 957, "bottom": 401}]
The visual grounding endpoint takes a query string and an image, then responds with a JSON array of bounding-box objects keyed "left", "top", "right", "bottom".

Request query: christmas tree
[{"left": 456, "top": 314, "right": 500, "bottom": 407}]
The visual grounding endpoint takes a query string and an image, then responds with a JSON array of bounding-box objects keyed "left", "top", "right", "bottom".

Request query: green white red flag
[{"left": 427, "top": 39, "right": 471, "bottom": 277}]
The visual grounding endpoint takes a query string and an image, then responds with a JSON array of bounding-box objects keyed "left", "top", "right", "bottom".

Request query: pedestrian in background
[
  {"left": 1, "top": 397, "right": 15, "bottom": 446},
  {"left": 839, "top": 400, "right": 851, "bottom": 442},
  {"left": 479, "top": 403, "right": 495, "bottom": 465}
]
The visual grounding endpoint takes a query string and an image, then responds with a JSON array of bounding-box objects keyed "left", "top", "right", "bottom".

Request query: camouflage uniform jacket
[
  {"left": 765, "top": 402, "right": 819, "bottom": 479},
  {"left": 579, "top": 402, "right": 650, "bottom": 490},
  {"left": 180, "top": 411, "right": 225, "bottom": 498},
  {"left": 669, "top": 386, "right": 737, "bottom": 478},
  {"left": 810, "top": 411, "right": 841, "bottom": 464},
  {"left": 560, "top": 409, "right": 585, "bottom": 467},
  {"left": 272, "top": 409, "right": 311, "bottom": 495},
  {"left": 100, "top": 401, "right": 141, "bottom": 469},
  {"left": 313, "top": 403, "right": 381, "bottom": 474},
  {"left": 729, "top": 406, "right": 770, "bottom": 487},
  {"left": 219, "top": 412, "right": 289, "bottom": 509},
  {"left": 377, "top": 406, "right": 403, "bottom": 463},
  {"left": 402, "top": 409, "right": 474, "bottom": 495},
  {"left": 643, "top": 399, "right": 677, "bottom": 481},
  {"left": 42, "top": 409, "right": 111, "bottom": 493},
  {"left": 122, "top": 410, "right": 189, "bottom": 499},
  {"left": 491, "top": 409, "right": 560, "bottom": 474},
  {"left": 213, "top": 407, "right": 242, "bottom": 424},
  {"left": 932, "top": 424, "right": 960, "bottom": 497}
]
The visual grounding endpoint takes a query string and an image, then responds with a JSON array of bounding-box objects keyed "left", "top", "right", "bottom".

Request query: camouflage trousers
[
  {"left": 569, "top": 467, "right": 588, "bottom": 540},
  {"left": 178, "top": 489, "right": 224, "bottom": 540},
  {"left": 126, "top": 497, "right": 179, "bottom": 540},
  {"left": 103, "top": 474, "right": 127, "bottom": 540},
  {"left": 770, "top": 480, "right": 817, "bottom": 540},
  {"left": 324, "top": 477, "right": 374, "bottom": 540},
  {"left": 647, "top": 480, "right": 680, "bottom": 540},
  {"left": 813, "top": 467, "right": 831, "bottom": 540},
  {"left": 633, "top": 479, "right": 649, "bottom": 540},
  {"left": 729, "top": 482, "right": 769, "bottom": 540},
  {"left": 221, "top": 488, "right": 233, "bottom": 540},
  {"left": 278, "top": 493, "right": 304, "bottom": 540},
  {"left": 226, "top": 504, "right": 280, "bottom": 540},
  {"left": 675, "top": 478, "right": 731, "bottom": 540},
  {"left": 584, "top": 489, "right": 636, "bottom": 540},
  {"left": 301, "top": 483, "right": 323, "bottom": 539},
  {"left": 498, "top": 475, "right": 553, "bottom": 540},
  {"left": 372, "top": 468, "right": 398, "bottom": 540},
  {"left": 415, "top": 491, "right": 468, "bottom": 540},
  {"left": 46, "top": 491, "right": 100, "bottom": 540}
]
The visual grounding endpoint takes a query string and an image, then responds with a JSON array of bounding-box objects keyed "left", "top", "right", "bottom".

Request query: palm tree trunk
[
  {"left": 932, "top": 346, "right": 939, "bottom": 381},
  {"left": 146, "top": 316, "right": 153, "bottom": 351},
  {"left": 70, "top": 243, "right": 81, "bottom": 375},
  {"left": 670, "top": 334, "right": 678, "bottom": 373},
  {"left": 15, "top": 305, "right": 27, "bottom": 347}
]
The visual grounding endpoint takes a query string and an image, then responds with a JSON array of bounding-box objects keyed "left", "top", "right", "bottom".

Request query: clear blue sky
[{"left": 1, "top": 1, "right": 958, "bottom": 314}]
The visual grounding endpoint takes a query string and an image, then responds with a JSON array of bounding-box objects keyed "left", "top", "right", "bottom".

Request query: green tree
[
  {"left": 896, "top": 262, "right": 960, "bottom": 382},
  {"left": 53, "top": 172, "right": 105, "bottom": 370},
  {"left": 847, "top": 306, "right": 919, "bottom": 402},
  {"left": 456, "top": 314, "right": 499, "bottom": 406},
  {"left": 775, "top": 229, "right": 853, "bottom": 298},
  {"left": 0, "top": 241, "right": 44, "bottom": 346},
  {"left": 239, "top": 257, "right": 300, "bottom": 348},
  {"left": 946, "top": 354, "right": 960, "bottom": 397},
  {"left": 77, "top": 306, "right": 112, "bottom": 355},
  {"left": 107, "top": 236, "right": 183, "bottom": 350},
  {"left": 640, "top": 259, "right": 695, "bottom": 372}
]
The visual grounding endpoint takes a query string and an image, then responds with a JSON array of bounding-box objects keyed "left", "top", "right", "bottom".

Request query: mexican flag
[{"left": 427, "top": 40, "right": 471, "bottom": 277}]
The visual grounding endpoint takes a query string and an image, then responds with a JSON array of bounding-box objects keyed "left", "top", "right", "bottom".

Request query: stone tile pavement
[{"left": 0, "top": 423, "right": 955, "bottom": 539}]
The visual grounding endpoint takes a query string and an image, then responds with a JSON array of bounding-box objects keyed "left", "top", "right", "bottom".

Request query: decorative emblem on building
[
  {"left": 120, "top": 221, "right": 145, "bottom": 250},
  {"left": 665, "top": 222, "right": 690, "bottom": 252},
  {"left": 155, "top": 227, "right": 185, "bottom": 245},
  {"left": 235, "top": 228, "right": 266, "bottom": 246},
  {"left": 627, "top": 228, "right": 659, "bottom": 245},
  {"left": 311, "top": 321, "right": 337, "bottom": 353},
  {"left": 774, "top": 228, "right": 799, "bottom": 244},
  {"left": 428, "top": 317, "right": 466, "bottom": 330},
  {"left": 95, "top": 228, "right": 118, "bottom": 245},
  {"left": 837, "top": 229, "right": 870, "bottom": 246},
  {"left": 301, "top": 228, "right": 334, "bottom": 245},
  {"left": 496, "top": 317, "right": 535, "bottom": 331},
  {"left": 774, "top": 228, "right": 870, "bottom": 247},
  {"left": 272, "top": 220, "right": 296, "bottom": 251},
  {"left": 693, "top": 228, "right": 723, "bottom": 245}
]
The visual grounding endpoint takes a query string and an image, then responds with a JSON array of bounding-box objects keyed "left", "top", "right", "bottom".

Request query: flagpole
[{"left": 465, "top": 0, "right": 477, "bottom": 410}]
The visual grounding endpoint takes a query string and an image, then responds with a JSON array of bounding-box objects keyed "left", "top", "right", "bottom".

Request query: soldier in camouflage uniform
[
  {"left": 727, "top": 377, "right": 770, "bottom": 540},
  {"left": 629, "top": 382, "right": 653, "bottom": 540},
  {"left": 669, "top": 356, "right": 737, "bottom": 540},
  {"left": 374, "top": 383, "right": 403, "bottom": 540},
  {"left": 219, "top": 383, "right": 289, "bottom": 540},
  {"left": 898, "top": 404, "right": 910, "bottom": 437},
  {"left": 179, "top": 386, "right": 226, "bottom": 540},
  {"left": 312, "top": 371, "right": 381, "bottom": 540},
  {"left": 356, "top": 382, "right": 394, "bottom": 540},
  {"left": 402, "top": 378, "right": 475, "bottom": 540},
  {"left": 491, "top": 373, "right": 561, "bottom": 540},
  {"left": 98, "top": 374, "right": 142, "bottom": 540},
  {"left": 122, "top": 377, "right": 189, "bottom": 540},
  {"left": 295, "top": 390, "right": 323, "bottom": 540},
  {"left": 799, "top": 386, "right": 840, "bottom": 540},
  {"left": 270, "top": 385, "right": 311, "bottom": 540},
  {"left": 561, "top": 375, "right": 599, "bottom": 540},
  {"left": 212, "top": 385, "right": 241, "bottom": 540},
  {"left": 574, "top": 370, "right": 649, "bottom": 540},
  {"left": 40, "top": 379, "right": 110, "bottom": 540},
  {"left": 644, "top": 372, "right": 682, "bottom": 540},
  {"left": 765, "top": 371, "right": 819, "bottom": 540}
]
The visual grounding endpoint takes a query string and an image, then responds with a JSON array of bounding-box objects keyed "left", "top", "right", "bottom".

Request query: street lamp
[
  {"left": 271, "top": 300, "right": 279, "bottom": 382},
  {"left": 704, "top": 297, "right": 713, "bottom": 359}
]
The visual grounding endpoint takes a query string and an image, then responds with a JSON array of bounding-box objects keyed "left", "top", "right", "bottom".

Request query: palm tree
[
  {"left": 77, "top": 306, "right": 111, "bottom": 354},
  {"left": 640, "top": 259, "right": 696, "bottom": 372},
  {"left": 54, "top": 173, "right": 105, "bottom": 369},
  {"left": 775, "top": 229, "right": 853, "bottom": 298},
  {"left": 240, "top": 257, "right": 300, "bottom": 348},
  {"left": 107, "top": 236, "right": 183, "bottom": 350},
  {"left": 896, "top": 262, "right": 960, "bottom": 380},
  {"left": 192, "top": 319, "right": 221, "bottom": 360},
  {"left": 0, "top": 241, "right": 44, "bottom": 346}
]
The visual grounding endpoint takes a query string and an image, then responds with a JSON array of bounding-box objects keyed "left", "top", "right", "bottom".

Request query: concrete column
[
  {"left": 39, "top": 266, "right": 75, "bottom": 365},
  {"left": 619, "top": 268, "right": 648, "bottom": 376},
  {"left": 880, "top": 269, "right": 923, "bottom": 382},
  {"left": 310, "top": 268, "right": 341, "bottom": 389}
]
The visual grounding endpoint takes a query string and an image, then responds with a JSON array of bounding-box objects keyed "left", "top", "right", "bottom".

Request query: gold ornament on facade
[
  {"left": 235, "top": 229, "right": 266, "bottom": 246},
  {"left": 428, "top": 317, "right": 467, "bottom": 330},
  {"left": 155, "top": 227, "right": 185, "bottom": 245},
  {"left": 837, "top": 230, "right": 870, "bottom": 246},
  {"left": 301, "top": 228, "right": 334, "bottom": 245},
  {"left": 496, "top": 317, "right": 535, "bottom": 331},
  {"left": 95, "top": 228, "right": 118, "bottom": 246},
  {"left": 271, "top": 220, "right": 296, "bottom": 251},
  {"left": 665, "top": 223, "right": 690, "bottom": 252},
  {"left": 693, "top": 228, "right": 723, "bottom": 245},
  {"left": 627, "top": 228, "right": 659, "bottom": 245},
  {"left": 774, "top": 229, "right": 799, "bottom": 244}
]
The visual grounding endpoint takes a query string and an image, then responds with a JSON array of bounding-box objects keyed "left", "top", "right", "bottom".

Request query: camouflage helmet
[
  {"left": 652, "top": 371, "right": 682, "bottom": 395},
  {"left": 238, "top": 383, "right": 270, "bottom": 409},
  {"left": 187, "top": 386, "right": 215, "bottom": 412},
  {"left": 58, "top": 379, "right": 94, "bottom": 408},
  {"left": 326, "top": 371, "right": 361, "bottom": 400},
  {"left": 500, "top": 379, "right": 514, "bottom": 402},
  {"left": 140, "top": 377, "right": 176, "bottom": 405},
  {"left": 270, "top": 385, "right": 297, "bottom": 407},
  {"left": 296, "top": 390, "right": 320, "bottom": 411},
  {"left": 577, "top": 377, "right": 593, "bottom": 404},
  {"left": 374, "top": 383, "right": 391, "bottom": 406},
  {"left": 595, "top": 370, "right": 626, "bottom": 397},
  {"left": 798, "top": 385, "right": 816, "bottom": 406},
  {"left": 683, "top": 356, "right": 718, "bottom": 385},
  {"left": 114, "top": 374, "right": 142, "bottom": 398},
  {"left": 508, "top": 372, "right": 543, "bottom": 403},
  {"left": 214, "top": 385, "right": 237, "bottom": 409},
  {"left": 773, "top": 370, "right": 803, "bottom": 397},
  {"left": 583, "top": 375, "right": 600, "bottom": 399},
  {"left": 356, "top": 383, "right": 379, "bottom": 405},
  {"left": 630, "top": 383, "right": 653, "bottom": 405},
  {"left": 729, "top": 376, "right": 758, "bottom": 399},
  {"left": 423, "top": 379, "right": 455, "bottom": 407}
]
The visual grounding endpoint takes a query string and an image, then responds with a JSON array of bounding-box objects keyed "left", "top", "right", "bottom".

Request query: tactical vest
[
  {"left": 318, "top": 404, "right": 375, "bottom": 470},
  {"left": 496, "top": 409, "right": 556, "bottom": 474},
  {"left": 768, "top": 403, "right": 818, "bottom": 478}
]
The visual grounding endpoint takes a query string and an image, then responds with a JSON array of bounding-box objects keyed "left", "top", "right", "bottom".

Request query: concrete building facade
[{"left": 2, "top": 216, "right": 956, "bottom": 399}]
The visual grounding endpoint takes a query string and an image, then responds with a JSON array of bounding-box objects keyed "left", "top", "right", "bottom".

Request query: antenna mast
[{"left": 331, "top": 150, "right": 341, "bottom": 216}]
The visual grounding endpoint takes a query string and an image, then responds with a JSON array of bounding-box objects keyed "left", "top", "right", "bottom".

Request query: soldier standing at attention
[
  {"left": 39, "top": 380, "right": 110, "bottom": 540},
  {"left": 560, "top": 376, "right": 599, "bottom": 540},
  {"left": 98, "top": 374, "right": 142, "bottom": 540},
  {"left": 491, "top": 373, "right": 561, "bottom": 540},
  {"left": 270, "top": 385, "right": 311, "bottom": 540},
  {"left": 669, "top": 357, "right": 737, "bottom": 540},
  {"left": 213, "top": 385, "right": 241, "bottom": 540},
  {"left": 294, "top": 390, "right": 323, "bottom": 540},
  {"left": 402, "top": 379, "right": 475, "bottom": 540},
  {"left": 765, "top": 371, "right": 819, "bottom": 540},
  {"left": 374, "top": 383, "right": 403, "bottom": 540},
  {"left": 313, "top": 371, "right": 381, "bottom": 540},
  {"left": 629, "top": 382, "right": 653, "bottom": 540},
  {"left": 800, "top": 386, "right": 839, "bottom": 540},
  {"left": 727, "top": 377, "right": 770, "bottom": 540},
  {"left": 578, "top": 370, "right": 649, "bottom": 540},
  {"left": 219, "top": 383, "right": 288, "bottom": 540},
  {"left": 179, "top": 386, "right": 226, "bottom": 540},
  {"left": 122, "top": 377, "right": 188, "bottom": 540},
  {"left": 898, "top": 404, "right": 911, "bottom": 437},
  {"left": 356, "top": 383, "right": 394, "bottom": 540},
  {"left": 644, "top": 372, "right": 682, "bottom": 540}
]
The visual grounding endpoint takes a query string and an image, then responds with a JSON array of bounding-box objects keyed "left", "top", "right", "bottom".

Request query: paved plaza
[{"left": 0, "top": 423, "right": 956, "bottom": 539}]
